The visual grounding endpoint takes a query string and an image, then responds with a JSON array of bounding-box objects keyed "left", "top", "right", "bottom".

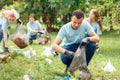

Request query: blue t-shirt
[
  {"left": 27, "top": 20, "right": 41, "bottom": 35},
  {"left": 91, "top": 22, "right": 102, "bottom": 35},
  {"left": 0, "top": 17, "right": 10, "bottom": 32},
  {"left": 57, "top": 19, "right": 94, "bottom": 46}
]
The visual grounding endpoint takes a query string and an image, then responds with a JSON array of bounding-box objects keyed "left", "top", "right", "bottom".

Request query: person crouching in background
[{"left": 27, "top": 13, "right": 42, "bottom": 44}]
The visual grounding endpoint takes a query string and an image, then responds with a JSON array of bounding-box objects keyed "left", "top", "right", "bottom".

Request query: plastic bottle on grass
[{"left": 64, "top": 76, "right": 70, "bottom": 80}]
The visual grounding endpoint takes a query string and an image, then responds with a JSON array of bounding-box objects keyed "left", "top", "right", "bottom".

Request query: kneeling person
[
  {"left": 27, "top": 13, "right": 42, "bottom": 44},
  {"left": 52, "top": 10, "right": 99, "bottom": 76}
]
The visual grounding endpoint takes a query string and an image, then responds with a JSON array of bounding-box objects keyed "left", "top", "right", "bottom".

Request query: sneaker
[
  {"left": 3, "top": 52, "right": 11, "bottom": 57},
  {"left": 65, "top": 65, "right": 75, "bottom": 78},
  {"left": 0, "top": 52, "right": 11, "bottom": 61},
  {"left": 78, "top": 67, "right": 91, "bottom": 80},
  {"left": 96, "top": 45, "right": 100, "bottom": 52},
  {"left": 96, "top": 48, "right": 100, "bottom": 52},
  {"left": 29, "top": 40, "right": 33, "bottom": 44},
  {"left": 65, "top": 65, "right": 72, "bottom": 74},
  {"left": 96, "top": 46, "right": 100, "bottom": 52},
  {"left": 65, "top": 65, "right": 70, "bottom": 74}
]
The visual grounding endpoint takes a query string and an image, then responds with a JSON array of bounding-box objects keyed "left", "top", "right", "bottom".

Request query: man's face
[
  {"left": 8, "top": 16, "right": 16, "bottom": 24},
  {"left": 71, "top": 16, "right": 84, "bottom": 29}
]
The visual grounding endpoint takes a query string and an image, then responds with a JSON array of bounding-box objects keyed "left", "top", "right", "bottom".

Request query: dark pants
[
  {"left": 28, "top": 33, "right": 37, "bottom": 40},
  {"left": 60, "top": 42, "right": 96, "bottom": 66}
]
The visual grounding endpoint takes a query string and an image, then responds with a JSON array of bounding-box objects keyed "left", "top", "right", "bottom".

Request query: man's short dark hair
[{"left": 72, "top": 10, "right": 84, "bottom": 19}]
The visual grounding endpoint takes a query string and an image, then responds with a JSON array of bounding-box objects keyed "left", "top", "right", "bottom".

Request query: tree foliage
[
  {"left": 87, "top": 0, "right": 120, "bottom": 30},
  {"left": 0, "top": 0, "right": 119, "bottom": 31},
  {"left": 0, "top": 0, "right": 13, "bottom": 10}
]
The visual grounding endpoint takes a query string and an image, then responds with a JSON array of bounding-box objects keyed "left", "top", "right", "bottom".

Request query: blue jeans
[
  {"left": 60, "top": 42, "right": 96, "bottom": 66},
  {"left": 0, "top": 25, "right": 9, "bottom": 50},
  {"left": 28, "top": 33, "right": 37, "bottom": 40}
]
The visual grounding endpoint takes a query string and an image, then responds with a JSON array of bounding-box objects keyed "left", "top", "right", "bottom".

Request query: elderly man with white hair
[{"left": 0, "top": 9, "right": 21, "bottom": 57}]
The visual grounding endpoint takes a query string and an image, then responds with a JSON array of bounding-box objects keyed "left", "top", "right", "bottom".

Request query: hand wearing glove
[
  {"left": 3, "top": 47, "right": 10, "bottom": 55},
  {"left": 17, "top": 18, "right": 22, "bottom": 24},
  {"left": 2, "top": 47, "right": 11, "bottom": 58},
  {"left": 81, "top": 37, "right": 90, "bottom": 46},
  {"left": 51, "top": 49, "right": 59, "bottom": 57},
  {"left": 37, "top": 31, "right": 44, "bottom": 34},
  {"left": 4, "top": 47, "right": 9, "bottom": 52},
  {"left": 64, "top": 50, "right": 74, "bottom": 58},
  {"left": 82, "top": 37, "right": 90, "bottom": 43}
]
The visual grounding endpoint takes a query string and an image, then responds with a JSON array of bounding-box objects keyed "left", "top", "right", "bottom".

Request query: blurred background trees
[{"left": 0, "top": 0, "right": 120, "bottom": 32}]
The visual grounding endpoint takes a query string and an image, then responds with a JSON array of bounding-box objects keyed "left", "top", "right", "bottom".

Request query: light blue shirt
[
  {"left": 0, "top": 17, "right": 10, "bottom": 32},
  {"left": 91, "top": 22, "right": 102, "bottom": 35},
  {"left": 57, "top": 19, "right": 94, "bottom": 46},
  {"left": 27, "top": 20, "right": 41, "bottom": 35}
]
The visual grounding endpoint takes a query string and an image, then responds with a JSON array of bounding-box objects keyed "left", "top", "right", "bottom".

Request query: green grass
[
  {"left": 89, "top": 30, "right": 120, "bottom": 80},
  {"left": 0, "top": 28, "right": 120, "bottom": 80}
]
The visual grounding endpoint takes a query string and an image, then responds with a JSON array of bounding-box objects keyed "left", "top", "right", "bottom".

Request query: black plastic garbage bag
[
  {"left": 68, "top": 41, "right": 87, "bottom": 73},
  {"left": 68, "top": 38, "right": 91, "bottom": 79}
]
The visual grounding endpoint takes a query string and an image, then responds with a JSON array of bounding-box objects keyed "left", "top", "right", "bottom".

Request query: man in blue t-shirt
[
  {"left": 52, "top": 10, "right": 99, "bottom": 76},
  {"left": 0, "top": 9, "right": 20, "bottom": 56}
]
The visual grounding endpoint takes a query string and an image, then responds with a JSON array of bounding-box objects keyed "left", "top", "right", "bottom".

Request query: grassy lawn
[{"left": 0, "top": 26, "right": 120, "bottom": 80}]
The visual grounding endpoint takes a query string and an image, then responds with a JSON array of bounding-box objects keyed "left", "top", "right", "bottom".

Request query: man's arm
[
  {"left": 52, "top": 38, "right": 65, "bottom": 54},
  {"left": 29, "top": 28, "right": 38, "bottom": 33},
  {"left": 52, "top": 38, "right": 74, "bottom": 58},
  {"left": 89, "top": 32, "right": 99, "bottom": 43}
]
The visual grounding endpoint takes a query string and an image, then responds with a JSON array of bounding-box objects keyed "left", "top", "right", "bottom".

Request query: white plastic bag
[
  {"left": 23, "top": 48, "right": 36, "bottom": 58},
  {"left": 41, "top": 47, "right": 53, "bottom": 57},
  {"left": 11, "top": 23, "right": 29, "bottom": 49},
  {"left": 45, "top": 58, "right": 52, "bottom": 64},
  {"left": 103, "top": 60, "right": 116, "bottom": 73}
]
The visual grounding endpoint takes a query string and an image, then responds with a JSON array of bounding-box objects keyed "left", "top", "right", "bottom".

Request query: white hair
[{"left": 11, "top": 9, "right": 20, "bottom": 19}]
